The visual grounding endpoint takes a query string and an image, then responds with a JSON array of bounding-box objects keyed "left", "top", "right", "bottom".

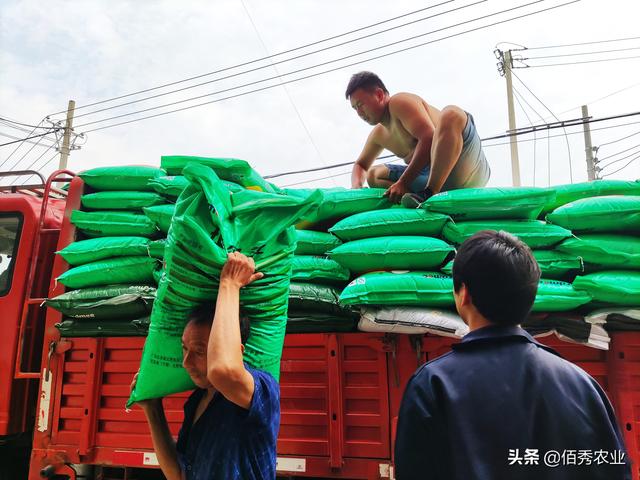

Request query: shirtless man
[{"left": 346, "top": 71, "right": 490, "bottom": 207}]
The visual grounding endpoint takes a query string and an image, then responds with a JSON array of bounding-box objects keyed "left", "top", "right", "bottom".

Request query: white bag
[{"left": 358, "top": 307, "right": 469, "bottom": 338}]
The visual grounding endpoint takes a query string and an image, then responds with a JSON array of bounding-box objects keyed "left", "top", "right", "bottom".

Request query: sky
[{"left": 1, "top": 0, "right": 639, "bottom": 190}]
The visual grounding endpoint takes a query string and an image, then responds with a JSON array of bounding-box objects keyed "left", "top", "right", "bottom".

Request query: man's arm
[
  {"left": 130, "top": 375, "right": 184, "bottom": 480},
  {"left": 351, "top": 127, "right": 384, "bottom": 188},
  {"left": 207, "top": 252, "right": 263, "bottom": 409},
  {"left": 385, "top": 96, "right": 435, "bottom": 202}
]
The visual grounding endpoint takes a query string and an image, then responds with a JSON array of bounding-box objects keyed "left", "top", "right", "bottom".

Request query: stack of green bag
[
  {"left": 284, "top": 187, "right": 396, "bottom": 332},
  {"left": 546, "top": 187, "right": 640, "bottom": 316},
  {"left": 48, "top": 166, "right": 166, "bottom": 336}
]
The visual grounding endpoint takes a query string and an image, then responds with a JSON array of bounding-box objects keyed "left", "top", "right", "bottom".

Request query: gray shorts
[{"left": 387, "top": 112, "right": 491, "bottom": 193}]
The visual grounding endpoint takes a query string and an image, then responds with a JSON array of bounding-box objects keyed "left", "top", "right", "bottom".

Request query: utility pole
[
  {"left": 497, "top": 50, "right": 521, "bottom": 186},
  {"left": 581, "top": 105, "right": 597, "bottom": 180},
  {"left": 59, "top": 100, "right": 76, "bottom": 170}
]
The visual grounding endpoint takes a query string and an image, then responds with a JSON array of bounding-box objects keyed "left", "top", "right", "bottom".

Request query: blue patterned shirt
[{"left": 176, "top": 366, "right": 280, "bottom": 479}]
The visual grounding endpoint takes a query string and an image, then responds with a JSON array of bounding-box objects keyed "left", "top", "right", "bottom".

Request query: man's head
[
  {"left": 345, "top": 71, "right": 390, "bottom": 125},
  {"left": 452, "top": 230, "right": 540, "bottom": 327},
  {"left": 181, "top": 302, "right": 251, "bottom": 389}
]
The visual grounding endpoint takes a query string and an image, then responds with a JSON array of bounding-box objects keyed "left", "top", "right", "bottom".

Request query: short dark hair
[
  {"left": 186, "top": 302, "right": 251, "bottom": 345},
  {"left": 345, "top": 71, "right": 389, "bottom": 99},
  {"left": 452, "top": 230, "right": 540, "bottom": 326}
]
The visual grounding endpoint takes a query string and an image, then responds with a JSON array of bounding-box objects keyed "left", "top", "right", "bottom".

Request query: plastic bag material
[
  {"left": 532, "top": 280, "right": 592, "bottom": 312},
  {"left": 442, "top": 220, "right": 572, "bottom": 248},
  {"left": 339, "top": 271, "right": 454, "bottom": 307},
  {"left": 288, "top": 282, "right": 356, "bottom": 317},
  {"left": 542, "top": 179, "right": 640, "bottom": 214},
  {"left": 286, "top": 311, "right": 358, "bottom": 333},
  {"left": 56, "top": 256, "right": 159, "bottom": 289},
  {"left": 573, "top": 271, "right": 640, "bottom": 305},
  {"left": 441, "top": 260, "right": 453, "bottom": 275},
  {"left": 71, "top": 210, "right": 158, "bottom": 237},
  {"left": 81, "top": 191, "right": 165, "bottom": 211},
  {"left": 423, "top": 187, "right": 556, "bottom": 220},
  {"left": 129, "top": 163, "right": 321, "bottom": 405},
  {"left": 546, "top": 195, "right": 640, "bottom": 233},
  {"left": 148, "top": 239, "right": 166, "bottom": 259},
  {"left": 291, "top": 256, "right": 350, "bottom": 285},
  {"left": 359, "top": 307, "right": 468, "bottom": 337},
  {"left": 532, "top": 250, "right": 584, "bottom": 279},
  {"left": 57, "top": 236, "right": 150, "bottom": 266},
  {"left": 56, "top": 316, "right": 150, "bottom": 337},
  {"left": 329, "top": 236, "right": 454, "bottom": 274},
  {"left": 79, "top": 166, "right": 163, "bottom": 191},
  {"left": 149, "top": 175, "right": 244, "bottom": 199},
  {"left": 46, "top": 285, "right": 155, "bottom": 320},
  {"left": 286, "top": 187, "right": 392, "bottom": 228},
  {"left": 329, "top": 209, "right": 450, "bottom": 242},
  {"left": 160, "top": 155, "right": 275, "bottom": 192},
  {"left": 295, "top": 230, "right": 341, "bottom": 256},
  {"left": 143, "top": 204, "right": 176, "bottom": 234},
  {"left": 557, "top": 234, "right": 640, "bottom": 270}
]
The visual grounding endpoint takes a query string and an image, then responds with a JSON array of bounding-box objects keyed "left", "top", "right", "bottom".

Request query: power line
[
  {"left": 0, "top": 131, "right": 57, "bottom": 147},
  {"left": 510, "top": 68, "right": 572, "bottom": 181},
  {"left": 598, "top": 129, "right": 640, "bottom": 148},
  {"left": 512, "top": 35, "right": 640, "bottom": 51},
  {"left": 523, "top": 45, "right": 640, "bottom": 60},
  {"left": 598, "top": 146, "right": 640, "bottom": 170},
  {"left": 264, "top": 154, "right": 395, "bottom": 179},
  {"left": 71, "top": 0, "right": 504, "bottom": 127},
  {"left": 78, "top": 0, "right": 580, "bottom": 134},
  {"left": 48, "top": 0, "right": 458, "bottom": 117},
  {"left": 282, "top": 157, "right": 404, "bottom": 187},
  {"left": 518, "top": 55, "right": 640, "bottom": 68},
  {"left": 0, "top": 116, "right": 58, "bottom": 130},
  {"left": 0, "top": 130, "right": 62, "bottom": 148},
  {"left": 598, "top": 143, "right": 640, "bottom": 162},
  {"left": 601, "top": 155, "right": 640, "bottom": 178},
  {"left": 9, "top": 143, "right": 59, "bottom": 186}
]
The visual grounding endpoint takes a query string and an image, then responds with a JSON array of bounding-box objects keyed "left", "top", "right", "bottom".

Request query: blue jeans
[{"left": 386, "top": 112, "right": 491, "bottom": 193}]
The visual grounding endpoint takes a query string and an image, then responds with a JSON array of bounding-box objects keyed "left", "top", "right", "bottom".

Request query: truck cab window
[{"left": 0, "top": 215, "right": 22, "bottom": 296}]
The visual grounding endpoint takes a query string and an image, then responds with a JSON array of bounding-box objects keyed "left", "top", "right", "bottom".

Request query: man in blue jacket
[{"left": 395, "top": 230, "right": 630, "bottom": 479}]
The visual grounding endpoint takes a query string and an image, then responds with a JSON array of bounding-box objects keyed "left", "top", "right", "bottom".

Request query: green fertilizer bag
[
  {"left": 57, "top": 236, "right": 151, "bottom": 265},
  {"left": 56, "top": 316, "right": 150, "bottom": 337},
  {"left": 57, "top": 256, "right": 160, "bottom": 289},
  {"left": 295, "top": 230, "right": 341, "bottom": 255},
  {"left": 288, "top": 282, "right": 352, "bottom": 316},
  {"left": 46, "top": 285, "right": 156, "bottom": 320},
  {"left": 546, "top": 195, "right": 640, "bottom": 233},
  {"left": 424, "top": 187, "right": 555, "bottom": 220},
  {"left": 441, "top": 251, "right": 583, "bottom": 279},
  {"left": 532, "top": 250, "right": 583, "bottom": 279},
  {"left": 147, "top": 239, "right": 166, "bottom": 259},
  {"left": 286, "top": 187, "right": 392, "bottom": 228},
  {"left": 543, "top": 179, "right": 640, "bottom": 214},
  {"left": 160, "top": 155, "right": 275, "bottom": 192},
  {"left": 329, "top": 236, "right": 454, "bottom": 274},
  {"left": 557, "top": 234, "right": 640, "bottom": 270},
  {"left": 329, "top": 209, "right": 450, "bottom": 241},
  {"left": 149, "top": 175, "right": 244, "bottom": 199},
  {"left": 81, "top": 191, "right": 165, "bottom": 211},
  {"left": 442, "top": 220, "right": 572, "bottom": 248},
  {"left": 143, "top": 204, "right": 177, "bottom": 234},
  {"left": 573, "top": 271, "right": 640, "bottom": 305},
  {"left": 291, "top": 256, "right": 350, "bottom": 285},
  {"left": 71, "top": 210, "right": 158, "bottom": 237},
  {"left": 339, "top": 271, "right": 455, "bottom": 307},
  {"left": 531, "top": 279, "right": 592, "bottom": 312},
  {"left": 79, "top": 166, "right": 163, "bottom": 191},
  {"left": 129, "top": 163, "right": 321, "bottom": 405}
]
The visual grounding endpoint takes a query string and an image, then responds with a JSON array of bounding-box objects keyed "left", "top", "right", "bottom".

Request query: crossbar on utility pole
[
  {"left": 581, "top": 105, "right": 596, "bottom": 180},
  {"left": 59, "top": 100, "right": 76, "bottom": 170},
  {"left": 504, "top": 50, "right": 521, "bottom": 186}
]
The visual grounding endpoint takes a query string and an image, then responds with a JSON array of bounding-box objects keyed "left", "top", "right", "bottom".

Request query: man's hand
[
  {"left": 384, "top": 179, "right": 411, "bottom": 204},
  {"left": 130, "top": 370, "right": 162, "bottom": 411},
  {"left": 220, "top": 252, "right": 264, "bottom": 289}
]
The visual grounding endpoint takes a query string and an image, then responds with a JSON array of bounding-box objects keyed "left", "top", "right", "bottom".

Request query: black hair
[
  {"left": 452, "top": 230, "right": 540, "bottom": 326},
  {"left": 186, "top": 302, "right": 251, "bottom": 345},
  {"left": 345, "top": 71, "right": 389, "bottom": 99}
]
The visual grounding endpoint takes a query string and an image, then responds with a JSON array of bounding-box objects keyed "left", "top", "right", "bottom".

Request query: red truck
[{"left": 1, "top": 169, "right": 639, "bottom": 480}]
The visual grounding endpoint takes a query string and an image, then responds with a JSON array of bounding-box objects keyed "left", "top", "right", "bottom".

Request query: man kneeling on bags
[{"left": 131, "top": 252, "right": 280, "bottom": 480}]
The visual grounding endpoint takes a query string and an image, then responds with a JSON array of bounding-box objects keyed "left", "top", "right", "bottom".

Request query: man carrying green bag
[{"left": 131, "top": 253, "right": 280, "bottom": 480}]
